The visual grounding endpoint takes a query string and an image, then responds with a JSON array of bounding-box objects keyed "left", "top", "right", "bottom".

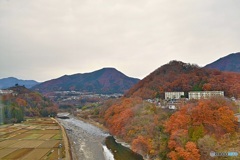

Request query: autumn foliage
[
  {"left": 168, "top": 142, "right": 200, "bottom": 160},
  {"left": 104, "top": 97, "right": 142, "bottom": 135},
  {"left": 1, "top": 86, "right": 58, "bottom": 123},
  {"left": 165, "top": 97, "right": 238, "bottom": 160},
  {"left": 97, "top": 61, "right": 240, "bottom": 159},
  {"left": 103, "top": 97, "right": 170, "bottom": 159},
  {"left": 125, "top": 61, "right": 240, "bottom": 99},
  {"left": 132, "top": 135, "right": 151, "bottom": 156}
]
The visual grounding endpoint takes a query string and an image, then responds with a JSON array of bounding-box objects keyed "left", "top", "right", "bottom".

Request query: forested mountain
[
  {"left": 205, "top": 52, "right": 240, "bottom": 72},
  {"left": 125, "top": 60, "right": 240, "bottom": 99},
  {"left": 1, "top": 86, "right": 57, "bottom": 123},
  {"left": 32, "top": 68, "right": 139, "bottom": 94},
  {"left": 0, "top": 77, "right": 39, "bottom": 89},
  {"left": 101, "top": 96, "right": 239, "bottom": 159},
  {"left": 97, "top": 61, "right": 240, "bottom": 159}
]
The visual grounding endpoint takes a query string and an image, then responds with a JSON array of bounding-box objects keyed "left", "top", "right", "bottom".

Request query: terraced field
[{"left": 0, "top": 118, "right": 67, "bottom": 160}]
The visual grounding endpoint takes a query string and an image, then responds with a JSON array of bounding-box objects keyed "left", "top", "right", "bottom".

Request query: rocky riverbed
[{"left": 57, "top": 117, "right": 113, "bottom": 160}]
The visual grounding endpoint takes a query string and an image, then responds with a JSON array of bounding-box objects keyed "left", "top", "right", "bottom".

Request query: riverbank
[
  {"left": 57, "top": 116, "right": 110, "bottom": 160},
  {"left": 78, "top": 116, "right": 145, "bottom": 160},
  {"left": 76, "top": 116, "right": 109, "bottom": 133}
]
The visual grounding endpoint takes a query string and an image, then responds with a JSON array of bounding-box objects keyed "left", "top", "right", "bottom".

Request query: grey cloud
[{"left": 0, "top": 0, "right": 240, "bottom": 81}]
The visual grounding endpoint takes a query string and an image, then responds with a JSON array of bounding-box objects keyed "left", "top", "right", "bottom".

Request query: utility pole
[
  {"left": 0, "top": 96, "right": 3, "bottom": 125},
  {"left": 58, "top": 143, "right": 62, "bottom": 160}
]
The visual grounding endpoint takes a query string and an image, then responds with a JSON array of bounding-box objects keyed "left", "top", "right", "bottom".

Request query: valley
[
  {"left": 0, "top": 57, "right": 240, "bottom": 160},
  {"left": 1, "top": 0, "right": 239, "bottom": 157}
]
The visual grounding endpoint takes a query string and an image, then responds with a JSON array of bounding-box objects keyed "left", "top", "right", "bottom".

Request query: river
[{"left": 57, "top": 117, "right": 143, "bottom": 160}]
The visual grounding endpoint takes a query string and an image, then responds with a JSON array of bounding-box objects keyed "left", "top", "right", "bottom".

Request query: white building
[
  {"left": 0, "top": 90, "right": 13, "bottom": 95},
  {"left": 188, "top": 91, "right": 224, "bottom": 100},
  {"left": 165, "top": 92, "right": 184, "bottom": 100}
]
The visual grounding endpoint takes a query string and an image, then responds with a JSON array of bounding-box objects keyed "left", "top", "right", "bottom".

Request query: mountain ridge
[
  {"left": 32, "top": 67, "right": 140, "bottom": 94},
  {"left": 205, "top": 52, "right": 240, "bottom": 72},
  {"left": 0, "top": 77, "right": 39, "bottom": 89}
]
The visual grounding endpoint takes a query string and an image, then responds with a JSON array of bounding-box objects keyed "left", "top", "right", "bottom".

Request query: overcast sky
[{"left": 0, "top": 0, "right": 240, "bottom": 82}]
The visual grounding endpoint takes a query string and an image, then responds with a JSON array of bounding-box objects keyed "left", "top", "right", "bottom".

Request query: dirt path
[{"left": 53, "top": 118, "right": 72, "bottom": 160}]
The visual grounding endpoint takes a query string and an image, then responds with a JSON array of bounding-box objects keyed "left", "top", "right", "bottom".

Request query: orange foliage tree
[
  {"left": 132, "top": 135, "right": 152, "bottom": 157},
  {"left": 104, "top": 97, "right": 142, "bottom": 135},
  {"left": 15, "top": 98, "right": 27, "bottom": 107},
  {"left": 168, "top": 142, "right": 200, "bottom": 160}
]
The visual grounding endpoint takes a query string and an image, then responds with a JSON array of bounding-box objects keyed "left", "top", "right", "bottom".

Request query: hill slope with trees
[
  {"left": 100, "top": 97, "right": 239, "bottom": 159},
  {"left": 125, "top": 61, "right": 240, "bottom": 99},
  {"left": 92, "top": 61, "right": 240, "bottom": 159},
  {"left": 1, "top": 86, "right": 57, "bottom": 123}
]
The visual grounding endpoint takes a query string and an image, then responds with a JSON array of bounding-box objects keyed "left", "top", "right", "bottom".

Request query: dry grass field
[{"left": 0, "top": 118, "right": 67, "bottom": 160}]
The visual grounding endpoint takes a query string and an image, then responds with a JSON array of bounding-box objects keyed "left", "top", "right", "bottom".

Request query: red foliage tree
[{"left": 165, "top": 97, "right": 238, "bottom": 160}]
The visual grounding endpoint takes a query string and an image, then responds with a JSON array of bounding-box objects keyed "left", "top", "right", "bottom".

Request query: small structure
[
  {"left": 0, "top": 90, "right": 13, "bottom": 95},
  {"left": 165, "top": 92, "right": 184, "bottom": 100},
  {"left": 168, "top": 104, "right": 176, "bottom": 110},
  {"left": 57, "top": 112, "right": 70, "bottom": 119},
  {"left": 0, "top": 103, "right": 3, "bottom": 125},
  {"left": 188, "top": 91, "right": 224, "bottom": 100}
]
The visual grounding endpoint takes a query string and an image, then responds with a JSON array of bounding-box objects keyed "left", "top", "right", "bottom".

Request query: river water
[
  {"left": 105, "top": 136, "right": 143, "bottom": 160},
  {"left": 57, "top": 117, "right": 143, "bottom": 160}
]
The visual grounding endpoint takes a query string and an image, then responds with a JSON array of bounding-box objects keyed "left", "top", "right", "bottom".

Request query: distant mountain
[
  {"left": 0, "top": 77, "right": 39, "bottom": 89},
  {"left": 32, "top": 68, "right": 140, "bottom": 94},
  {"left": 205, "top": 52, "right": 240, "bottom": 72},
  {"left": 125, "top": 61, "right": 240, "bottom": 99}
]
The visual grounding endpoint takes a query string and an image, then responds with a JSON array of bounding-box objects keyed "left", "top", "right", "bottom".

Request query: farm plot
[
  {"left": 0, "top": 118, "right": 67, "bottom": 160},
  {"left": 38, "top": 134, "right": 55, "bottom": 140},
  {"left": 2, "top": 148, "right": 33, "bottom": 159},
  {"left": 0, "top": 148, "right": 17, "bottom": 159},
  {"left": 0, "top": 140, "right": 18, "bottom": 149},
  {"left": 20, "top": 148, "right": 50, "bottom": 160},
  {"left": 10, "top": 140, "right": 44, "bottom": 148}
]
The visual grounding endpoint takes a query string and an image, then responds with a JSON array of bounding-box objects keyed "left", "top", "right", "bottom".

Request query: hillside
[
  {"left": 0, "top": 77, "right": 39, "bottom": 89},
  {"left": 97, "top": 61, "right": 240, "bottom": 159},
  {"left": 1, "top": 86, "right": 57, "bottom": 123},
  {"left": 125, "top": 61, "right": 240, "bottom": 99},
  {"left": 32, "top": 68, "right": 139, "bottom": 94},
  {"left": 205, "top": 52, "right": 240, "bottom": 72}
]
